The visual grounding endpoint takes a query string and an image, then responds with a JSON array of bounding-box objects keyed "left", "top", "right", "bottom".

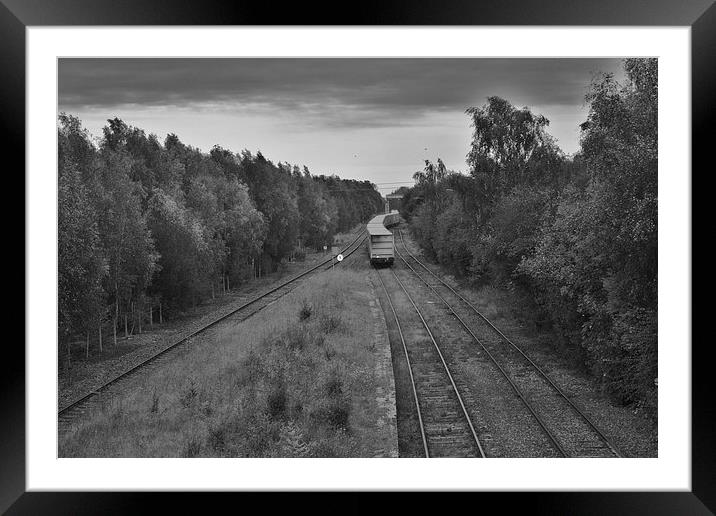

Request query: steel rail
[
  {"left": 397, "top": 229, "right": 623, "bottom": 458},
  {"left": 388, "top": 267, "right": 487, "bottom": 458},
  {"left": 320, "top": 234, "right": 367, "bottom": 271},
  {"left": 394, "top": 242, "right": 567, "bottom": 457},
  {"left": 59, "top": 225, "right": 368, "bottom": 418},
  {"left": 258, "top": 233, "right": 367, "bottom": 310},
  {"left": 374, "top": 269, "right": 430, "bottom": 457}
]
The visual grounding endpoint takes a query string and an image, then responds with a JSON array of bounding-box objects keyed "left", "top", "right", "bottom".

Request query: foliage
[
  {"left": 58, "top": 115, "right": 383, "bottom": 344},
  {"left": 486, "top": 186, "right": 551, "bottom": 282},
  {"left": 147, "top": 189, "right": 212, "bottom": 307},
  {"left": 519, "top": 58, "right": 658, "bottom": 415},
  {"left": 58, "top": 166, "right": 107, "bottom": 338},
  {"left": 296, "top": 170, "right": 337, "bottom": 250},
  {"left": 465, "top": 96, "right": 564, "bottom": 212},
  {"left": 432, "top": 199, "right": 474, "bottom": 277},
  {"left": 93, "top": 145, "right": 159, "bottom": 318},
  {"left": 236, "top": 152, "right": 301, "bottom": 266},
  {"left": 399, "top": 59, "right": 658, "bottom": 417}
]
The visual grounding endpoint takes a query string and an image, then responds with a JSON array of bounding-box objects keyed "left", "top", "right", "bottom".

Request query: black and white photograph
[
  {"left": 5, "top": 0, "right": 708, "bottom": 508},
  {"left": 56, "top": 57, "right": 658, "bottom": 459}
]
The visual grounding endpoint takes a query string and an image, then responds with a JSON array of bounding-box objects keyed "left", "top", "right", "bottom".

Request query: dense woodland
[
  {"left": 58, "top": 116, "right": 383, "bottom": 348},
  {"left": 398, "top": 59, "right": 657, "bottom": 417}
]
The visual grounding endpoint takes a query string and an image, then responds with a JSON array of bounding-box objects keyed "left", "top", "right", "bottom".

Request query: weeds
[
  {"left": 201, "top": 401, "right": 213, "bottom": 417},
  {"left": 309, "top": 372, "right": 350, "bottom": 429},
  {"left": 184, "top": 437, "right": 202, "bottom": 457},
  {"left": 365, "top": 339, "right": 376, "bottom": 352},
  {"left": 60, "top": 269, "right": 380, "bottom": 458},
  {"left": 323, "top": 344, "right": 336, "bottom": 361},
  {"left": 207, "top": 425, "right": 226, "bottom": 452},
  {"left": 325, "top": 373, "right": 343, "bottom": 397},
  {"left": 283, "top": 326, "right": 309, "bottom": 351},
  {"left": 267, "top": 382, "right": 287, "bottom": 419},
  {"left": 108, "top": 401, "right": 125, "bottom": 430},
  {"left": 279, "top": 421, "right": 310, "bottom": 457},
  {"left": 149, "top": 391, "right": 160, "bottom": 414},
  {"left": 310, "top": 440, "right": 339, "bottom": 458},
  {"left": 299, "top": 300, "right": 312, "bottom": 321},
  {"left": 291, "top": 400, "right": 303, "bottom": 417},
  {"left": 310, "top": 397, "right": 350, "bottom": 430},
  {"left": 179, "top": 380, "right": 198, "bottom": 408},
  {"left": 319, "top": 312, "right": 344, "bottom": 334},
  {"left": 243, "top": 413, "right": 280, "bottom": 457},
  {"left": 242, "top": 350, "right": 264, "bottom": 385}
]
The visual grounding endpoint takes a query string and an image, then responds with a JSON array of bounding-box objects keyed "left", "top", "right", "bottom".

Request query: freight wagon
[{"left": 367, "top": 210, "right": 400, "bottom": 267}]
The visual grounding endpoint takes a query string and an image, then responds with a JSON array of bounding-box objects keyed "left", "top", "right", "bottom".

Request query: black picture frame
[{"left": 4, "top": 0, "right": 710, "bottom": 513}]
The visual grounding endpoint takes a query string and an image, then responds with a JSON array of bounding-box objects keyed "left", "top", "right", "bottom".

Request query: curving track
[
  {"left": 395, "top": 228, "right": 622, "bottom": 458},
  {"left": 58, "top": 226, "right": 369, "bottom": 431}
]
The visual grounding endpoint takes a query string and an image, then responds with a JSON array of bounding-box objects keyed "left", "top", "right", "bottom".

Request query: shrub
[
  {"left": 179, "top": 380, "right": 198, "bottom": 408},
  {"left": 310, "top": 397, "right": 350, "bottom": 430},
  {"left": 299, "top": 300, "right": 312, "bottom": 321},
  {"left": 319, "top": 312, "right": 344, "bottom": 334},
  {"left": 201, "top": 401, "right": 213, "bottom": 417},
  {"left": 433, "top": 200, "right": 474, "bottom": 278},
  {"left": 267, "top": 382, "right": 288, "bottom": 419},
  {"left": 207, "top": 425, "right": 226, "bottom": 452},
  {"left": 310, "top": 373, "right": 350, "bottom": 429},
  {"left": 487, "top": 186, "right": 549, "bottom": 283},
  {"left": 603, "top": 307, "right": 657, "bottom": 417},
  {"left": 324, "top": 374, "right": 343, "bottom": 397}
]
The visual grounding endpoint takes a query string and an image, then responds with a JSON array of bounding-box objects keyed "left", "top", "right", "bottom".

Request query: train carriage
[{"left": 367, "top": 210, "right": 400, "bottom": 267}]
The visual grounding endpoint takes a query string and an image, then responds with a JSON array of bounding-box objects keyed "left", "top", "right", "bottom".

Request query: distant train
[{"left": 367, "top": 210, "right": 400, "bottom": 267}]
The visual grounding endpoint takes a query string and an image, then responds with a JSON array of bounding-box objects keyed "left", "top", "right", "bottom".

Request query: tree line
[
  {"left": 398, "top": 59, "right": 657, "bottom": 418},
  {"left": 58, "top": 115, "right": 383, "bottom": 349}
]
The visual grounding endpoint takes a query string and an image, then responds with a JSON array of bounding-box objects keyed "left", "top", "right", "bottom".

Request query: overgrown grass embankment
[{"left": 59, "top": 269, "right": 392, "bottom": 457}]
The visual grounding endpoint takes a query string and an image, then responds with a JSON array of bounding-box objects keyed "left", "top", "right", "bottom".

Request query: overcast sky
[{"left": 59, "top": 58, "right": 623, "bottom": 193}]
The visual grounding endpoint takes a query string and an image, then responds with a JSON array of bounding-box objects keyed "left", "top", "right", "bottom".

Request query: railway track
[
  {"left": 58, "top": 226, "right": 369, "bottom": 431},
  {"left": 374, "top": 267, "right": 485, "bottom": 458},
  {"left": 395, "top": 229, "right": 622, "bottom": 458}
]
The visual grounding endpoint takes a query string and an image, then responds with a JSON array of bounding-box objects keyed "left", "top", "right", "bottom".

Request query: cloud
[{"left": 58, "top": 58, "right": 622, "bottom": 129}]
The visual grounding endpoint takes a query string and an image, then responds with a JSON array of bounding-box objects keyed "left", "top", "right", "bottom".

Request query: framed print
[{"left": 5, "top": 0, "right": 712, "bottom": 512}]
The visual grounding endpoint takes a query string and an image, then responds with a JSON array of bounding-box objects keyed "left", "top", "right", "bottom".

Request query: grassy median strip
[{"left": 59, "top": 269, "right": 387, "bottom": 457}]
